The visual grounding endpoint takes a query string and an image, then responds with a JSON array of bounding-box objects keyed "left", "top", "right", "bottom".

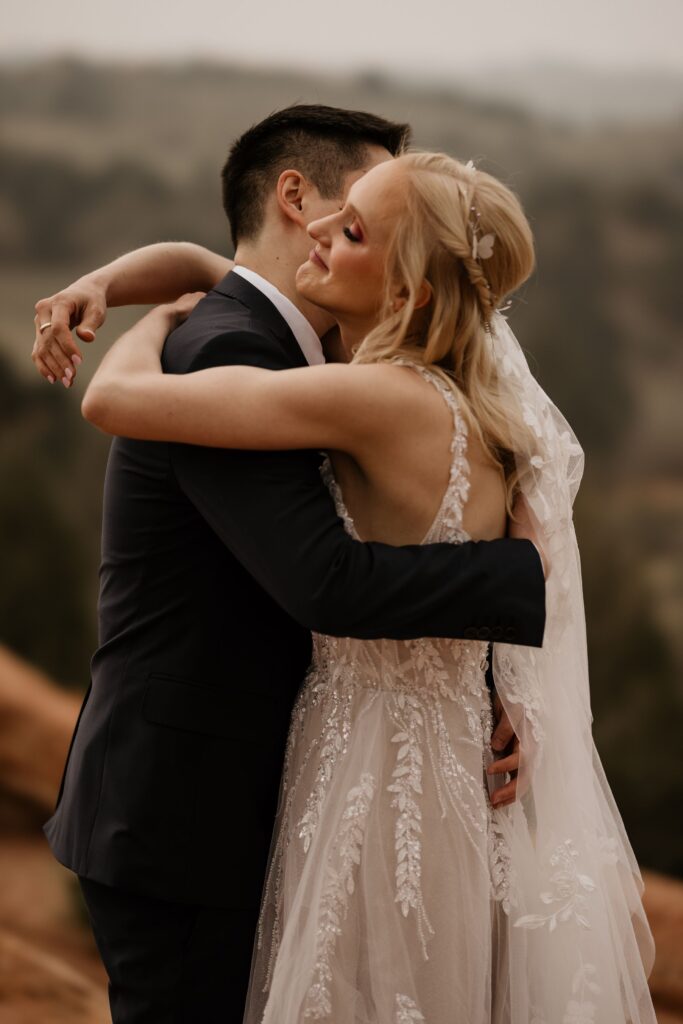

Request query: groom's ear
[{"left": 275, "top": 170, "right": 310, "bottom": 229}]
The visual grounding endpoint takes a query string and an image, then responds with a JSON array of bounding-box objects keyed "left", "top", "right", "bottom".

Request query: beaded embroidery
[
  {"left": 396, "top": 993, "right": 426, "bottom": 1023},
  {"left": 303, "top": 773, "right": 376, "bottom": 1019}
]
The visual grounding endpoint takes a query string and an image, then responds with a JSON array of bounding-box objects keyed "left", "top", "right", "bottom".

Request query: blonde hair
[{"left": 353, "top": 151, "right": 537, "bottom": 510}]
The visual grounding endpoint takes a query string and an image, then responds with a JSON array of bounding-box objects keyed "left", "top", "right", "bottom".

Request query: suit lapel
[{"left": 213, "top": 271, "right": 310, "bottom": 370}]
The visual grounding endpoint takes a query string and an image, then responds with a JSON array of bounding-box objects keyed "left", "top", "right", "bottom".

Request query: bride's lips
[{"left": 310, "top": 248, "right": 328, "bottom": 271}]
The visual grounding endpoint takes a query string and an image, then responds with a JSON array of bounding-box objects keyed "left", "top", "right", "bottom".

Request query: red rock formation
[{"left": 0, "top": 645, "right": 81, "bottom": 811}]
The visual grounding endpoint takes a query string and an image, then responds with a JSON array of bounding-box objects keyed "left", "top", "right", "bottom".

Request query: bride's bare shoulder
[
  {"left": 334, "top": 361, "right": 446, "bottom": 404},
  {"left": 318, "top": 362, "right": 451, "bottom": 449}
]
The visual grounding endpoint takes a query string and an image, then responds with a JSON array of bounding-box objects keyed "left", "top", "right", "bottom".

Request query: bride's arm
[
  {"left": 32, "top": 243, "right": 233, "bottom": 385},
  {"left": 82, "top": 300, "right": 413, "bottom": 456}
]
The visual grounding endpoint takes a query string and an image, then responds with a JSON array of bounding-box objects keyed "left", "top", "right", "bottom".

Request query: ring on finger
[{"left": 39, "top": 321, "right": 53, "bottom": 333}]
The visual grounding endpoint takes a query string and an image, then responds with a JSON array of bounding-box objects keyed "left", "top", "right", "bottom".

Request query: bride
[{"left": 80, "top": 152, "right": 656, "bottom": 1023}]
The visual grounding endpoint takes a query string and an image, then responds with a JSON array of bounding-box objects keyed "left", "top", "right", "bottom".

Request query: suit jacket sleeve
[{"left": 168, "top": 330, "right": 546, "bottom": 645}]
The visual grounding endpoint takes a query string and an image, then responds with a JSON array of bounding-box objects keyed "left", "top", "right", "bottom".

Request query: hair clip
[
  {"left": 473, "top": 231, "right": 495, "bottom": 260},
  {"left": 464, "top": 161, "right": 495, "bottom": 260}
]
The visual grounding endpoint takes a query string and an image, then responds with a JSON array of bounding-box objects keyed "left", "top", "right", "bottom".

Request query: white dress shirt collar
[{"left": 232, "top": 265, "right": 325, "bottom": 366}]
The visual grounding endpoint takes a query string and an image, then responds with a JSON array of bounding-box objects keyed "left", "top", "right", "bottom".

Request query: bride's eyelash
[{"left": 343, "top": 225, "right": 362, "bottom": 243}]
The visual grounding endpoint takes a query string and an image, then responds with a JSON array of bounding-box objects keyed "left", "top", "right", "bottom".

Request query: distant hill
[{"left": 453, "top": 63, "right": 683, "bottom": 124}]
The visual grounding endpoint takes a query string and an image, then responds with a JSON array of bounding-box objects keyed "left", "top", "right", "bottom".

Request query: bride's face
[{"left": 296, "top": 160, "right": 408, "bottom": 338}]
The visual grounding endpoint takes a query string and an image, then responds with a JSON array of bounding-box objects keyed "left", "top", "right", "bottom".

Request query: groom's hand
[
  {"left": 488, "top": 695, "right": 521, "bottom": 808},
  {"left": 32, "top": 276, "right": 107, "bottom": 387}
]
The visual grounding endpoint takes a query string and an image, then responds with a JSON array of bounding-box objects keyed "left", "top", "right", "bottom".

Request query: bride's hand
[
  {"left": 162, "top": 291, "right": 206, "bottom": 329},
  {"left": 32, "top": 276, "right": 108, "bottom": 386},
  {"left": 133, "top": 292, "right": 206, "bottom": 361}
]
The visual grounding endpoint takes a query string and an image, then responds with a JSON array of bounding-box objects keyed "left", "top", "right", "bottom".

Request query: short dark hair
[{"left": 221, "top": 104, "right": 411, "bottom": 247}]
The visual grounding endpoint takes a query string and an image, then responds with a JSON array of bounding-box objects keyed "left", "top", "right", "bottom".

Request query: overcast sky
[{"left": 4, "top": 0, "right": 682, "bottom": 77}]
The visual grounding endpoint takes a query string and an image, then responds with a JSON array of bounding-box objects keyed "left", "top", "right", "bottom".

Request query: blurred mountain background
[
  {"left": 0, "top": 61, "right": 681, "bottom": 1014},
  {"left": 1, "top": 56, "right": 681, "bottom": 869}
]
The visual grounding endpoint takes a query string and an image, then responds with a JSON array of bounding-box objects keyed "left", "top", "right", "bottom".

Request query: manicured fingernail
[
  {"left": 62, "top": 376, "right": 71, "bottom": 388},
  {"left": 47, "top": 374, "right": 55, "bottom": 384},
  {"left": 82, "top": 329, "right": 95, "bottom": 340},
  {"left": 72, "top": 355, "right": 82, "bottom": 368},
  {"left": 64, "top": 366, "right": 73, "bottom": 380}
]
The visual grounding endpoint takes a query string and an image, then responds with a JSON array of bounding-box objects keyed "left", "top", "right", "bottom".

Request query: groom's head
[{"left": 221, "top": 105, "right": 411, "bottom": 257}]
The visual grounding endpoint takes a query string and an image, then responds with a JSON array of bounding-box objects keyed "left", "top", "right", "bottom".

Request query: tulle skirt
[
  {"left": 242, "top": 662, "right": 516, "bottom": 1024},
  {"left": 241, "top": 645, "right": 656, "bottom": 1024}
]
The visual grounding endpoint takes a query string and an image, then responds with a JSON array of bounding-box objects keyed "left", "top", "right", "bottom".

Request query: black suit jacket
[{"left": 44, "top": 271, "right": 545, "bottom": 909}]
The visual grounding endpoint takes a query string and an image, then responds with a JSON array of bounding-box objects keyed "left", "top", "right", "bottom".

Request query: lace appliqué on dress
[
  {"left": 395, "top": 993, "right": 426, "bottom": 1023},
  {"left": 304, "top": 773, "right": 377, "bottom": 1019},
  {"left": 494, "top": 647, "right": 546, "bottom": 746},
  {"left": 514, "top": 839, "right": 595, "bottom": 933},
  {"left": 388, "top": 693, "right": 434, "bottom": 957}
]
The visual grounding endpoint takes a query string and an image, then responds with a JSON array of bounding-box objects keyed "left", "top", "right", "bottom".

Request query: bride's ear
[
  {"left": 276, "top": 170, "right": 309, "bottom": 228},
  {"left": 414, "top": 279, "right": 433, "bottom": 310},
  {"left": 391, "top": 279, "right": 433, "bottom": 313}
]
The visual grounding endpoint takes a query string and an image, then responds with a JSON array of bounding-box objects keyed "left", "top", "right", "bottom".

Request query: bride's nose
[{"left": 307, "top": 215, "right": 332, "bottom": 245}]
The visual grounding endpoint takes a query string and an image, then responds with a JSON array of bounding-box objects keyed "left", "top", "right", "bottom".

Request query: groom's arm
[{"left": 169, "top": 333, "right": 546, "bottom": 646}]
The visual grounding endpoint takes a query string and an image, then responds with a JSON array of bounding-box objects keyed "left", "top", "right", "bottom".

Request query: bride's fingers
[
  {"left": 33, "top": 297, "right": 84, "bottom": 376},
  {"left": 32, "top": 329, "right": 67, "bottom": 385},
  {"left": 491, "top": 778, "right": 517, "bottom": 807},
  {"left": 487, "top": 751, "right": 519, "bottom": 776},
  {"left": 33, "top": 315, "right": 76, "bottom": 381},
  {"left": 31, "top": 337, "right": 56, "bottom": 383}
]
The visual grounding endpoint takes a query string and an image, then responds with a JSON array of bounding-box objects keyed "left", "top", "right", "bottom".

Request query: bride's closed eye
[{"left": 343, "top": 224, "right": 363, "bottom": 243}]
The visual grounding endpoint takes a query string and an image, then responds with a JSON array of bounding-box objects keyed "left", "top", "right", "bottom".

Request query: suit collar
[{"left": 212, "top": 270, "right": 309, "bottom": 369}]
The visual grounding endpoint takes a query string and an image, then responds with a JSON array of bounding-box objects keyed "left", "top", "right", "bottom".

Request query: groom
[{"left": 36, "top": 105, "right": 545, "bottom": 1023}]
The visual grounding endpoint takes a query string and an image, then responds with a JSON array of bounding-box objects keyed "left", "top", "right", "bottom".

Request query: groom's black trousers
[{"left": 79, "top": 877, "right": 259, "bottom": 1023}]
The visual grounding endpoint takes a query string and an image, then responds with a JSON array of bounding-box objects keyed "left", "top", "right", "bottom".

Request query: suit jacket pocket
[{"left": 142, "top": 672, "right": 289, "bottom": 742}]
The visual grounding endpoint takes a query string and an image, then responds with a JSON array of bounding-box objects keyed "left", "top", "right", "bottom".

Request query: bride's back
[{"left": 328, "top": 363, "right": 507, "bottom": 548}]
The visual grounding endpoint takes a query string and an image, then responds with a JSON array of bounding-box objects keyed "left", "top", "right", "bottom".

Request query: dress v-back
[{"left": 243, "top": 366, "right": 513, "bottom": 1024}]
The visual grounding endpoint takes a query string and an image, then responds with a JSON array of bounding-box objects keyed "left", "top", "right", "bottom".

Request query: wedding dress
[{"left": 242, "top": 324, "right": 657, "bottom": 1024}]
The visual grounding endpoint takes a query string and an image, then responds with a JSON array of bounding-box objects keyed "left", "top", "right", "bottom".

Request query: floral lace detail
[
  {"left": 387, "top": 692, "right": 434, "bottom": 958},
  {"left": 594, "top": 833, "right": 620, "bottom": 865},
  {"left": 410, "top": 366, "right": 471, "bottom": 545},
  {"left": 494, "top": 647, "right": 545, "bottom": 745},
  {"left": 304, "top": 772, "right": 376, "bottom": 1019},
  {"left": 478, "top": 689, "right": 517, "bottom": 917},
  {"left": 510, "top": 957, "right": 601, "bottom": 1024},
  {"left": 395, "top": 993, "right": 426, "bottom": 1023},
  {"left": 514, "top": 839, "right": 595, "bottom": 932},
  {"left": 320, "top": 458, "right": 357, "bottom": 538},
  {"left": 562, "top": 960, "right": 601, "bottom": 1023},
  {"left": 298, "top": 680, "right": 355, "bottom": 853},
  {"left": 487, "top": 813, "right": 517, "bottom": 915}
]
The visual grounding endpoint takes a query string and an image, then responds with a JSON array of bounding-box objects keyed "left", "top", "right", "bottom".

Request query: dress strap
[{"left": 392, "top": 359, "right": 471, "bottom": 544}]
